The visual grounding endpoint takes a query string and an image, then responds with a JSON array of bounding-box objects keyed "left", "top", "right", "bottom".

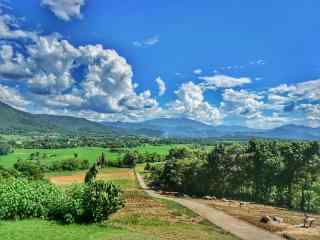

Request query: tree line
[{"left": 149, "top": 140, "right": 320, "bottom": 212}]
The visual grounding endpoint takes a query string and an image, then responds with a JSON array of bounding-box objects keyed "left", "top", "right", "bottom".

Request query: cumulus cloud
[
  {"left": 0, "top": 14, "right": 36, "bottom": 39},
  {"left": 133, "top": 35, "right": 159, "bottom": 47},
  {"left": 245, "top": 112, "right": 288, "bottom": 129},
  {"left": 0, "top": 84, "right": 30, "bottom": 109},
  {"left": 269, "top": 79, "right": 320, "bottom": 101},
  {"left": 297, "top": 104, "right": 320, "bottom": 128},
  {"left": 222, "top": 89, "right": 264, "bottom": 115},
  {"left": 0, "top": 44, "right": 32, "bottom": 80},
  {"left": 41, "top": 0, "right": 86, "bottom": 21},
  {"left": 0, "top": 13, "right": 158, "bottom": 118},
  {"left": 199, "top": 75, "right": 251, "bottom": 89},
  {"left": 167, "top": 81, "right": 222, "bottom": 125},
  {"left": 155, "top": 77, "right": 166, "bottom": 96}
]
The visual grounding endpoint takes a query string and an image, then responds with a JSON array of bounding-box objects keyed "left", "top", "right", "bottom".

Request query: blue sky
[{"left": 0, "top": 0, "right": 319, "bottom": 128}]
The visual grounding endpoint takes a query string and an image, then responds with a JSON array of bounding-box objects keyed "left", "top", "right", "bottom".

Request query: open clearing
[
  {"left": 0, "top": 167, "right": 238, "bottom": 240},
  {"left": 199, "top": 198, "right": 320, "bottom": 240}
]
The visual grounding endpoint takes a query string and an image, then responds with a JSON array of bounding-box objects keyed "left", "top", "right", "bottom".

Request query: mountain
[
  {"left": 260, "top": 124, "right": 320, "bottom": 140},
  {"left": 0, "top": 101, "right": 117, "bottom": 135},
  {"left": 1, "top": 101, "right": 319, "bottom": 140},
  {"left": 103, "top": 118, "right": 320, "bottom": 140}
]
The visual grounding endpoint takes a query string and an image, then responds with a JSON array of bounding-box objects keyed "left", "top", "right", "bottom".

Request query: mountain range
[{"left": 0, "top": 101, "right": 319, "bottom": 140}]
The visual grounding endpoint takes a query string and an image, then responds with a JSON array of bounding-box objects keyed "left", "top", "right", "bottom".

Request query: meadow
[{"left": 0, "top": 144, "right": 181, "bottom": 168}]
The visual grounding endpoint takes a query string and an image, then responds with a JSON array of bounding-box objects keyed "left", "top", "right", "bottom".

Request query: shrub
[
  {"left": 0, "top": 143, "right": 11, "bottom": 156},
  {"left": 13, "top": 160, "right": 45, "bottom": 180},
  {"left": 122, "top": 151, "right": 138, "bottom": 168},
  {"left": 50, "top": 158, "right": 90, "bottom": 171},
  {"left": 82, "top": 181, "right": 124, "bottom": 223},
  {"left": 52, "top": 181, "right": 123, "bottom": 224}
]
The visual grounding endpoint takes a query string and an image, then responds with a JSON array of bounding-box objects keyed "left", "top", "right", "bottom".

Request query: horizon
[{"left": 0, "top": 0, "right": 319, "bottom": 129}]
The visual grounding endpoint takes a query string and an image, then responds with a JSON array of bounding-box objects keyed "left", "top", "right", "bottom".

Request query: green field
[{"left": 0, "top": 144, "right": 182, "bottom": 168}]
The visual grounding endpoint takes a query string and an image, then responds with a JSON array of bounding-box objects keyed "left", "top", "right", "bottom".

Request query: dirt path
[{"left": 135, "top": 172, "right": 284, "bottom": 240}]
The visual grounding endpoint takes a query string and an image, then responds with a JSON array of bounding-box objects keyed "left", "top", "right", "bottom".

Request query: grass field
[
  {"left": 0, "top": 144, "right": 182, "bottom": 168},
  {"left": 0, "top": 167, "right": 239, "bottom": 240}
]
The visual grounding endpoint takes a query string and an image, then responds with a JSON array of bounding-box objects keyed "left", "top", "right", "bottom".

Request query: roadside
[{"left": 135, "top": 171, "right": 284, "bottom": 240}]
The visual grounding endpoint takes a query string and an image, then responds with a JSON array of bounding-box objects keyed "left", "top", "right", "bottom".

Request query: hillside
[
  {"left": 1, "top": 102, "right": 319, "bottom": 140},
  {"left": 0, "top": 102, "right": 117, "bottom": 135}
]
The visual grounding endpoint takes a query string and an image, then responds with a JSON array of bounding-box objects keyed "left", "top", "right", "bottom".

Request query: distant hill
[
  {"left": 0, "top": 101, "right": 117, "bottom": 135},
  {"left": 103, "top": 118, "right": 320, "bottom": 140},
  {"left": 1, "top": 101, "right": 319, "bottom": 140}
]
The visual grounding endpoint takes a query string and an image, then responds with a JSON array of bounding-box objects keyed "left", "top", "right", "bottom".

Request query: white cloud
[
  {"left": 0, "top": 19, "right": 158, "bottom": 116},
  {"left": 41, "top": 0, "right": 86, "bottom": 21},
  {"left": 193, "top": 68, "right": 202, "bottom": 75},
  {"left": 0, "top": 44, "right": 32, "bottom": 80},
  {"left": 167, "top": 81, "right": 222, "bottom": 125},
  {"left": 155, "top": 76, "right": 166, "bottom": 96},
  {"left": 222, "top": 89, "right": 264, "bottom": 115},
  {"left": 0, "top": 84, "right": 30, "bottom": 109},
  {"left": 269, "top": 79, "right": 320, "bottom": 101},
  {"left": 297, "top": 104, "right": 320, "bottom": 128},
  {"left": 199, "top": 75, "right": 251, "bottom": 89},
  {"left": 133, "top": 35, "right": 159, "bottom": 47},
  {"left": 245, "top": 112, "right": 288, "bottom": 129},
  {"left": 0, "top": 14, "right": 36, "bottom": 39}
]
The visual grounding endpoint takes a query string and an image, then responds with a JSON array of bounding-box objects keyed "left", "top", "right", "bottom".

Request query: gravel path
[{"left": 136, "top": 172, "right": 284, "bottom": 240}]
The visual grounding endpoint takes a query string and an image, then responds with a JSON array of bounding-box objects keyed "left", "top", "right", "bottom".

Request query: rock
[
  {"left": 260, "top": 215, "right": 272, "bottom": 224},
  {"left": 272, "top": 216, "right": 284, "bottom": 223},
  {"left": 203, "top": 196, "right": 213, "bottom": 200}
]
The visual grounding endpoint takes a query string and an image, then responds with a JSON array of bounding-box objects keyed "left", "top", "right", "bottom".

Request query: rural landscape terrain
[{"left": 1, "top": 1, "right": 320, "bottom": 240}]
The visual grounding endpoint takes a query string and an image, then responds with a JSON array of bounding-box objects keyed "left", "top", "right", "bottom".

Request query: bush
[
  {"left": 53, "top": 181, "right": 123, "bottom": 224},
  {"left": 0, "top": 166, "right": 20, "bottom": 179},
  {"left": 13, "top": 160, "right": 45, "bottom": 180},
  {"left": 50, "top": 158, "right": 90, "bottom": 172},
  {"left": 0, "top": 143, "right": 11, "bottom": 156},
  {"left": 82, "top": 181, "right": 124, "bottom": 223},
  {"left": 122, "top": 151, "right": 138, "bottom": 168}
]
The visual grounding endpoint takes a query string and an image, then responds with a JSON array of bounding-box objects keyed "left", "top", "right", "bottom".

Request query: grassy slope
[
  {"left": 0, "top": 167, "right": 238, "bottom": 240},
  {"left": 0, "top": 144, "right": 182, "bottom": 168}
]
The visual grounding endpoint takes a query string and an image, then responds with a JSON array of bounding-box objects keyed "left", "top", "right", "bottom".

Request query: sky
[{"left": 0, "top": 0, "right": 320, "bottom": 129}]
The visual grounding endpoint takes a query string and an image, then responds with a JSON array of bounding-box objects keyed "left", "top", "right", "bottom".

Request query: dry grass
[
  {"left": 199, "top": 198, "right": 320, "bottom": 240},
  {"left": 48, "top": 168, "right": 238, "bottom": 240}
]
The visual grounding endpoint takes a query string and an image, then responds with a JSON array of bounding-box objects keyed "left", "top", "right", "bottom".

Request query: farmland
[{"left": 0, "top": 144, "right": 181, "bottom": 168}]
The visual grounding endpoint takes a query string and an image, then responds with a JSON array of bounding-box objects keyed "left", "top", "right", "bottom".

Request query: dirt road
[{"left": 135, "top": 172, "right": 284, "bottom": 240}]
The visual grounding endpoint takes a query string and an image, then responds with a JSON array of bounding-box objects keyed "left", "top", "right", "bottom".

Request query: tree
[
  {"left": 0, "top": 143, "right": 11, "bottom": 156},
  {"left": 122, "top": 151, "right": 138, "bottom": 168}
]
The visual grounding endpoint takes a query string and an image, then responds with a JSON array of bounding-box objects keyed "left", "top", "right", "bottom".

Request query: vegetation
[
  {"left": 149, "top": 140, "right": 320, "bottom": 212},
  {"left": 0, "top": 142, "right": 11, "bottom": 156}
]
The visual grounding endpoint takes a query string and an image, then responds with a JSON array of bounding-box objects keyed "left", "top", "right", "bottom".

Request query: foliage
[
  {"left": 0, "top": 142, "right": 11, "bottom": 156},
  {"left": 50, "top": 158, "right": 90, "bottom": 171},
  {"left": 150, "top": 141, "right": 320, "bottom": 212},
  {"left": 122, "top": 151, "right": 138, "bottom": 168},
  {"left": 84, "top": 164, "right": 99, "bottom": 184},
  {"left": 0, "top": 178, "right": 123, "bottom": 224},
  {"left": 13, "top": 160, "right": 45, "bottom": 180},
  {"left": 0, "top": 179, "right": 64, "bottom": 220}
]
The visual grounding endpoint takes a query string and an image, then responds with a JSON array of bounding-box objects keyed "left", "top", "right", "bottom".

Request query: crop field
[
  {"left": 0, "top": 167, "right": 238, "bottom": 240},
  {"left": 0, "top": 144, "right": 182, "bottom": 168}
]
